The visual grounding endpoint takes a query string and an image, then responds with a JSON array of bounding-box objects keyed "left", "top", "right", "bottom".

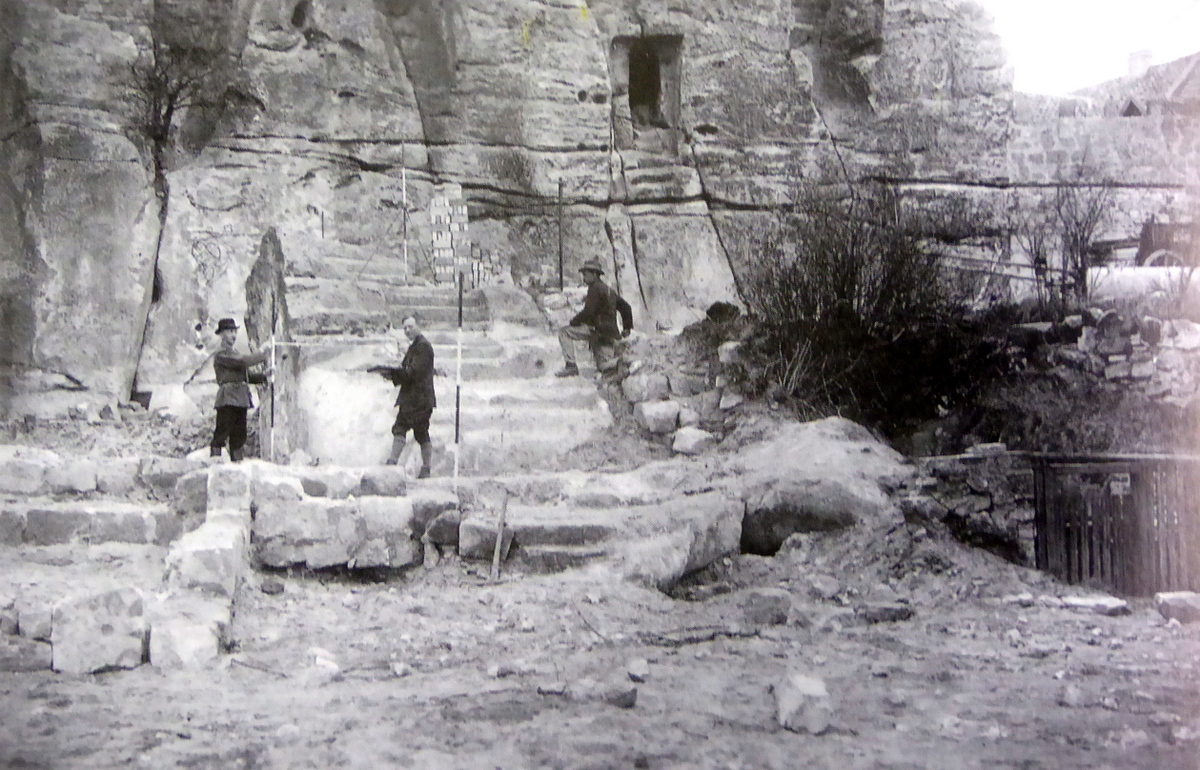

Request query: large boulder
[
  {"left": 635, "top": 401, "right": 680, "bottom": 434},
  {"left": 723, "top": 417, "right": 910, "bottom": 553},
  {"left": 51, "top": 587, "right": 148, "bottom": 675},
  {"left": 616, "top": 492, "right": 743, "bottom": 589}
]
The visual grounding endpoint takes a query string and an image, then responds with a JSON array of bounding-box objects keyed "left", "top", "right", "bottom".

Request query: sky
[{"left": 975, "top": 0, "right": 1200, "bottom": 95}]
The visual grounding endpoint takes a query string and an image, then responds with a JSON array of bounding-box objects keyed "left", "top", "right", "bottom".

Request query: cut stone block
[
  {"left": 0, "top": 445, "right": 60, "bottom": 495},
  {"left": 672, "top": 426, "right": 716, "bottom": 455},
  {"left": 459, "top": 516, "right": 514, "bottom": 560},
  {"left": 410, "top": 489, "right": 460, "bottom": 534},
  {"left": 207, "top": 464, "right": 251, "bottom": 518},
  {"left": 0, "top": 507, "right": 23, "bottom": 545},
  {"left": 47, "top": 458, "right": 98, "bottom": 494},
  {"left": 1061, "top": 595, "right": 1130, "bottom": 616},
  {"left": 165, "top": 522, "right": 246, "bottom": 597},
  {"left": 426, "top": 510, "right": 462, "bottom": 545},
  {"left": 51, "top": 587, "right": 147, "bottom": 675},
  {"left": 140, "top": 456, "right": 201, "bottom": 495},
  {"left": 0, "top": 636, "right": 52, "bottom": 672},
  {"left": 738, "top": 587, "right": 792, "bottom": 626},
  {"left": 24, "top": 506, "right": 91, "bottom": 545},
  {"left": 0, "top": 593, "right": 15, "bottom": 634},
  {"left": 96, "top": 457, "right": 140, "bottom": 495},
  {"left": 17, "top": 600, "right": 52, "bottom": 641},
  {"left": 634, "top": 400, "right": 680, "bottom": 434},
  {"left": 668, "top": 372, "right": 709, "bottom": 398},
  {"left": 357, "top": 467, "right": 408, "bottom": 497}
]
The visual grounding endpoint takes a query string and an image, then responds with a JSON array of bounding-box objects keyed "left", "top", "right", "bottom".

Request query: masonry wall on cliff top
[{"left": 0, "top": 0, "right": 1016, "bottom": 416}]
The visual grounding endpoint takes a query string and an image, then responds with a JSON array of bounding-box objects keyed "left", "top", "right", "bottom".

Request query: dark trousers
[{"left": 211, "top": 406, "right": 248, "bottom": 453}]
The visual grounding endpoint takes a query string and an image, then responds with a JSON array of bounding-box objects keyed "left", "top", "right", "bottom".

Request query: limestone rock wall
[
  {"left": 0, "top": 0, "right": 160, "bottom": 418},
  {"left": 1, "top": 0, "right": 1023, "bottom": 415}
]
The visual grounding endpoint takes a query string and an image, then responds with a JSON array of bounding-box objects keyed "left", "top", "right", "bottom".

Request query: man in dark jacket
[
  {"left": 556, "top": 258, "right": 633, "bottom": 377},
  {"left": 210, "top": 317, "right": 270, "bottom": 462},
  {"left": 371, "top": 314, "right": 436, "bottom": 477}
]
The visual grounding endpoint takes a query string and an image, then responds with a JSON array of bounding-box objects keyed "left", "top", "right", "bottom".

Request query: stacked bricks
[{"left": 430, "top": 183, "right": 471, "bottom": 284}]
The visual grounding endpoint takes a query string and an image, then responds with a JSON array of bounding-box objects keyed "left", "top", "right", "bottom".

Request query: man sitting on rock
[{"left": 556, "top": 258, "right": 633, "bottom": 377}]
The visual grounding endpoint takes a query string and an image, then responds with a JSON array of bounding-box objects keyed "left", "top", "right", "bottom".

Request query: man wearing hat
[
  {"left": 556, "top": 258, "right": 633, "bottom": 377},
  {"left": 210, "top": 317, "right": 271, "bottom": 462}
]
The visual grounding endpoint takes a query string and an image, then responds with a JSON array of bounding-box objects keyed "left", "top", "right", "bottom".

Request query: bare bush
[
  {"left": 1053, "top": 182, "right": 1113, "bottom": 305},
  {"left": 743, "top": 184, "right": 1011, "bottom": 436}
]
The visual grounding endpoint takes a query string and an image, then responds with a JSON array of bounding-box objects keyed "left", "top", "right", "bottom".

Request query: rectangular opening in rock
[{"left": 610, "top": 35, "right": 683, "bottom": 155}]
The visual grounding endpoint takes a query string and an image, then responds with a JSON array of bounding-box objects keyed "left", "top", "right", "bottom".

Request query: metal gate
[{"left": 1030, "top": 454, "right": 1200, "bottom": 596}]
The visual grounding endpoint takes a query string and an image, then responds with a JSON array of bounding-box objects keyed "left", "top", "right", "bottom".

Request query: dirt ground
[{"left": 2, "top": 533, "right": 1200, "bottom": 769}]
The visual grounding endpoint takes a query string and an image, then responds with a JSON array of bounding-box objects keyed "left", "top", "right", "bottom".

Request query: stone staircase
[
  {"left": 290, "top": 278, "right": 615, "bottom": 474},
  {"left": 615, "top": 150, "right": 702, "bottom": 201}
]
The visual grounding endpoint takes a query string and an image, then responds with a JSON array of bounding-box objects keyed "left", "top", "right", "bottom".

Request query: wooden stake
[{"left": 490, "top": 492, "right": 509, "bottom": 581}]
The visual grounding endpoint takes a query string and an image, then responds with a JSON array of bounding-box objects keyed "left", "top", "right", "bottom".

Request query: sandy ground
[{"left": 2, "top": 540, "right": 1199, "bottom": 769}]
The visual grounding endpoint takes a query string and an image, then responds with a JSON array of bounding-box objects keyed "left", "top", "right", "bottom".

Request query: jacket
[
  {"left": 388, "top": 333, "right": 436, "bottom": 419},
  {"left": 570, "top": 280, "right": 634, "bottom": 344},
  {"left": 214, "top": 349, "right": 268, "bottom": 408}
]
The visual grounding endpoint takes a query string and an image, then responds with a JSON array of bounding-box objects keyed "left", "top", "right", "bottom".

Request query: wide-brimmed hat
[
  {"left": 216, "top": 318, "right": 239, "bottom": 333},
  {"left": 579, "top": 258, "right": 605, "bottom": 275}
]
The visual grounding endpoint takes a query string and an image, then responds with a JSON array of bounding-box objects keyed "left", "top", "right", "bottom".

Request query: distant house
[{"left": 1073, "top": 51, "right": 1200, "bottom": 118}]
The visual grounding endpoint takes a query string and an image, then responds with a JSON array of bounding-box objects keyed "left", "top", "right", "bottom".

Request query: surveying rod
[{"left": 453, "top": 270, "right": 464, "bottom": 487}]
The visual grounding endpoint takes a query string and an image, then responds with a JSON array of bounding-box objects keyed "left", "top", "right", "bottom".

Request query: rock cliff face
[{"left": 0, "top": 0, "right": 1012, "bottom": 415}]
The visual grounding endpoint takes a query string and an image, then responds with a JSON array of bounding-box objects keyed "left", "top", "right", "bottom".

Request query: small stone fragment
[
  {"left": 626, "top": 657, "right": 650, "bottom": 683},
  {"left": 1057, "top": 684, "right": 1084, "bottom": 708},
  {"left": 775, "top": 670, "right": 833, "bottom": 735},
  {"left": 856, "top": 603, "right": 914, "bottom": 624},
  {"left": 1061, "top": 595, "right": 1130, "bottom": 616},
  {"left": 260, "top": 578, "right": 285, "bottom": 595}
]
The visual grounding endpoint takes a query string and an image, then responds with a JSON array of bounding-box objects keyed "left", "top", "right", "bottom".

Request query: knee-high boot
[
  {"left": 418, "top": 442, "right": 433, "bottom": 478},
  {"left": 385, "top": 436, "right": 406, "bottom": 465}
]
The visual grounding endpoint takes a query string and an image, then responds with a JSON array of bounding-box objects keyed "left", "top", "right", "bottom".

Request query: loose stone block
[
  {"left": 634, "top": 400, "right": 680, "bottom": 434},
  {"left": 150, "top": 618, "right": 223, "bottom": 670},
  {"left": 1155, "top": 591, "right": 1200, "bottom": 623},
  {"left": 165, "top": 522, "right": 245, "bottom": 597},
  {"left": 254, "top": 498, "right": 354, "bottom": 568},
  {"left": 775, "top": 671, "right": 833, "bottom": 734},
  {"left": 668, "top": 372, "right": 709, "bottom": 397},
  {"left": 47, "top": 459, "right": 98, "bottom": 494},
  {"left": 622, "top": 372, "right": 670, "bottom": 404},
  {"left": 738, "top": 587, "right": 792, "bottom": 626},
  {"left": 717, "top": 341, "right": 741, "bottom": 365},
  {"left": 672, "top": 426, "right": 716, "bottom": 455},
  {"left": 51, "top": 587, "right": 147, "bottom": 675}
]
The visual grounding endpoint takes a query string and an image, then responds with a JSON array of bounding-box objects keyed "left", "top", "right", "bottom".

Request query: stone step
[
  {"left": 287, "top": 277, "right": 486, "bottom": 305},
  {"left": 434, "top": 378, "right": 603, "bottom": 409},
  {"left": 0, "top": 502, "right": 180, "bottom": 547},
  {"left": 504, "top": 505, "right": 627, "bottom": 546},
  {"left": 429, "top": 405, "right": 605, "bottom": 433},
  {"left": 291, "top": 309, "right": 490, "bottom": 335},
  {"left": 509, "top": 543, "right": 612, "bottom": 573}
]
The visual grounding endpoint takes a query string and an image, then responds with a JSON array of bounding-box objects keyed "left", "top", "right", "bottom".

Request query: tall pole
[
  {"left": 401, "top": 160, "right": 408, "bottom": 280},
  {"left": 557, "top": 179, "right": 564, "bottom": 291},
  {"left": 268, "top": 300, "right": 278, "bottom": 463},
  {"left": 453, "top": 270, "right": 464, "bottom": 487}
]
